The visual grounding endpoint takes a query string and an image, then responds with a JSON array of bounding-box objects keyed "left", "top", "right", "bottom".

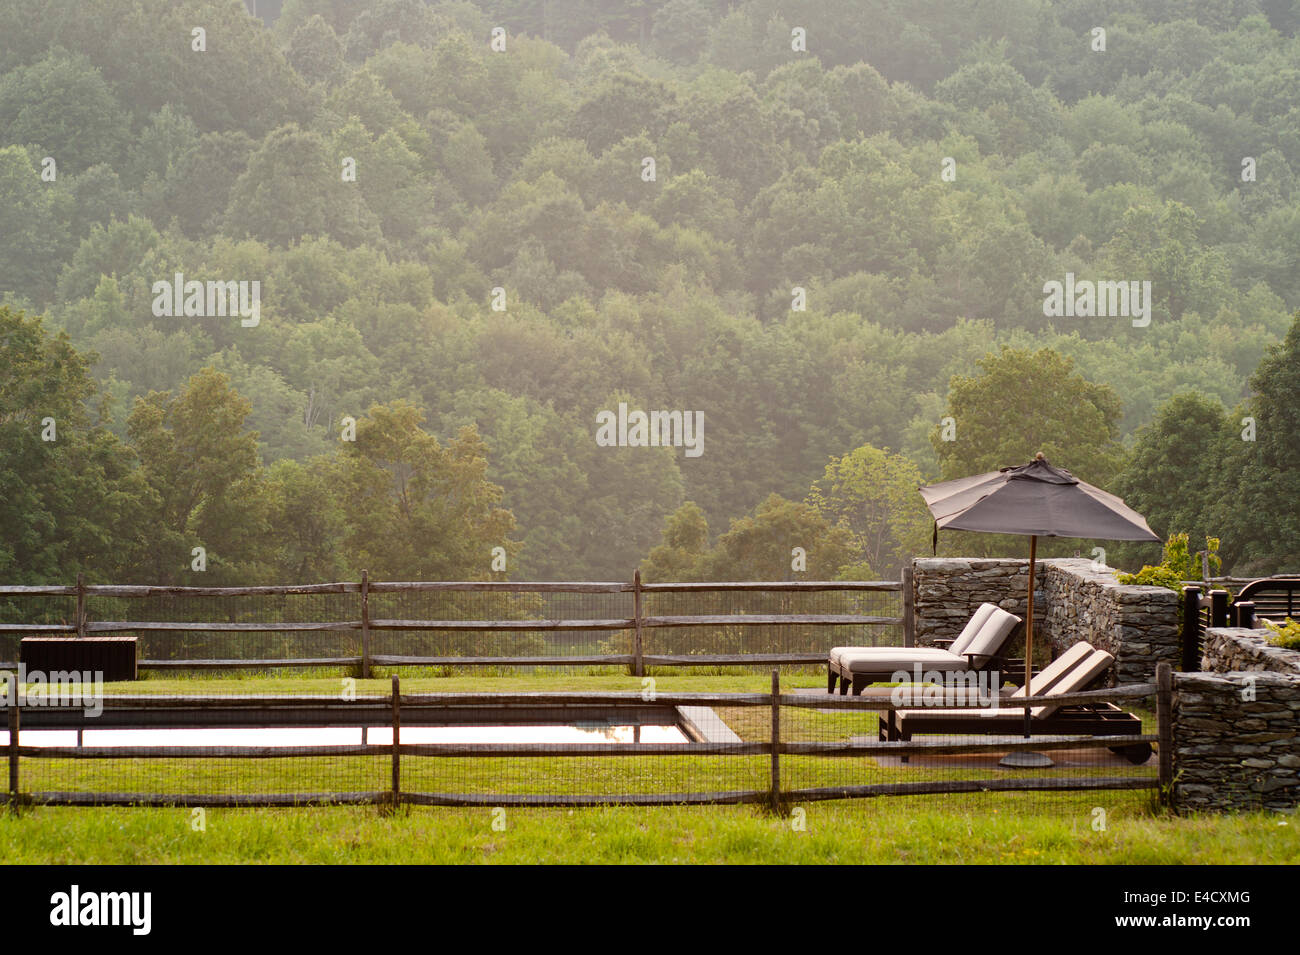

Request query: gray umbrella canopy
[
  {"left": 920, "top": 455, "right": 1161, "bottom": 542},
  {"left": 918, "top": 453, "right": 1160, "bottom": 743}
]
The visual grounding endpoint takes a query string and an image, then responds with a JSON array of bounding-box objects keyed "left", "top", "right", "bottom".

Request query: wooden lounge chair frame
[
  {"left": 878, "top": 703, "right": 1149, "bottom": 762},
  {"left": 877, "top": 644, "right": 1152, "bottom": 764}
]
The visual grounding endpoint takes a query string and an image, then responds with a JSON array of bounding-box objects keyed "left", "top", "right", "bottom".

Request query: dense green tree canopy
[{"left": 3, "top": 0, "right": 1300, "bottom": 580}]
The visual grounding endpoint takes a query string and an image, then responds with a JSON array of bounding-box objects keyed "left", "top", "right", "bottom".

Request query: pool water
[{"left": 2, "top": 723, "right": 690, "bottom": 747}]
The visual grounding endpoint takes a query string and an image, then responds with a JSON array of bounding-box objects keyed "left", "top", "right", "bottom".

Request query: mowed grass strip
[
  {"left": 21, "top": 753, "right": 1154, "bottom": 798},
  {"left": 1, "top": 802, "right": 1295, "bottom": 864}
]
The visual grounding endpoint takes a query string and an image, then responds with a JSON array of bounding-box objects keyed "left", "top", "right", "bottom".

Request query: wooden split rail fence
[{"left": 0, "top": 570, "right": 915, "bottom": 676}]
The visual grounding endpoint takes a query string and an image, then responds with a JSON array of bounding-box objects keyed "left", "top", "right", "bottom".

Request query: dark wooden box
[{"left": 20, "top": 636, "right": 137, "bottom": 682}]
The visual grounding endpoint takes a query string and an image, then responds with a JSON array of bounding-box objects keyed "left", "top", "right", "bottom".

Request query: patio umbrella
[{"left": 919, "top": 453, "right": 1160, "bottom": 744}]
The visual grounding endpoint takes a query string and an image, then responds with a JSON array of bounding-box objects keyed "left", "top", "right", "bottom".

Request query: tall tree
[
  {"left": 807, "top": 444, "right": 932, "bottom": 579},
  {"left": 701, "top": 493, "right": 854, "bottom": 581},
  {"left": 0, "top": 307, "right": 145, "bottom": 584},
  {"left": 265, "top": 457, "right": 346, "bottom": 581},
  {"left": 933, "top": 346, "right": 1126, "bottom": 487},
  {"left": 0, "top": 48, "right": 128, "bottom": 174},
  {"left": 333, "top": 401, "right": 517, "bottom": 580},
  {"left": 1212, "top": 312, "right": 1300, "bottom": 573},
  {"left": 224, "top": 123, "right": 379, "bottom": 248},
  {"left": 0, "top": 146, "right": 72, "bottom": 305},
  {"left": 126, "top": 367, "right": 270, "bottom": 583},
  {"left": 1112, "top": 392, "right": 1236, "bottom": 571},
  {"left": 640, "top": 501, "right": 711, "bottom": 582}
]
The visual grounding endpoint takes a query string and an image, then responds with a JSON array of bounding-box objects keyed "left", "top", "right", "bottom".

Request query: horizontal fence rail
[
  {"left": 4, "top": 673, "right": 1164, "bottom": 810},
  {"left": 0, "top": 569, "right": 916, "bottom": 674}
]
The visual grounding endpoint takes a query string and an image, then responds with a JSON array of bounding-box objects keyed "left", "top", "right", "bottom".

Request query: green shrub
[
  {"left": 1264, "top": 618, "right": 1300, "bottom": 651},
  {"left": 1117, "top": 533, "right": 1222, "bottom": 593},
  {"left": 1115, "top": 565, "right": 1186, "bottom": 591}
]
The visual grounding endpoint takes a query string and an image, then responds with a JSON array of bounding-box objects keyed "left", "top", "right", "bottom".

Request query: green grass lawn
[
  {"left": 7, "top": 668, "right": 1269, "bottom": 864},
  {"left": 3, "top": 802, "right": 1295, "bottom": 864},
  {"left": 115, "top": 666, "right": 831, "bottom": 694}
]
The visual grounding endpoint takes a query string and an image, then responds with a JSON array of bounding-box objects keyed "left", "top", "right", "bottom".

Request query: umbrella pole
[
  {"left": 1024, "top": 535, "right": 1035, "bottom": 739},
  {"left": 1000, "top": 534, "right": 1052, "bottom": 767}
]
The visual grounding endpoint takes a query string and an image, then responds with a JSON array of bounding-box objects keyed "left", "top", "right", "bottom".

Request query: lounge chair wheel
[{"left": 1109, "top": 743, "right": 1152, "bottom": 765}]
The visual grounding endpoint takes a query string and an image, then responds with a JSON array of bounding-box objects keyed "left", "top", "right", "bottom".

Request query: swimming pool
[
  {"left": 3, "top": 699, "right": 737, "bottom": 747},
  {"left": 5, "top": 721, "right": 691, "bottom": 747}
]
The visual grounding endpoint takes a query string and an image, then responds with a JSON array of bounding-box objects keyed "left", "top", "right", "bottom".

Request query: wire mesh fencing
[{"left": 4, "top": 673, "right": 1162, "bottom": 815}]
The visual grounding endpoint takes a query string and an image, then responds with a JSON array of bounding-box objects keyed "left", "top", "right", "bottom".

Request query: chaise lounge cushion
[
  {"left": 946, "top": 603, "right": 999, "bottom": 656},
  {"left": 829, "top": 602, "right": 1021, "bottom": 671},
  {"left": 1026, "top": 648, "right": 1113, "bottom": 718},
  {"left": 828, "top": 645, "right": 954, "bottom": 666},
  {"left": 957, "top": 606, "right": 1021, "bottom": 668},
  {"left": 832, "top": 648, "right": 974, "bottom": 674},
  {"left": 1006, "top": 641, "right": 1094, "bottom": 700}
]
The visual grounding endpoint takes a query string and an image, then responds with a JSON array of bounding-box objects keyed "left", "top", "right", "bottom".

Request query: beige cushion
[
  {"left": 1008, "top": 641, "right": 1094, "bottom": 699},
  {"left": 829, "top": 645, "right": 954, "bottom": 665},
  {"left": 836, "top": 649, "right": 970, "bottom": 674},
  {"left": 1028, "top": 649, "right": 1114, "bottom": 718},
  {"left": 947, "top": 603, "right": 999, "bottom": 656},
  {"left": 830, "top": 602, "right": 1008, "bottom": 669},
  {"left": 960, "top": 607, "right": 1021, "bottom": 668},
  {"left": 897, "top": 706, "right": 1002, "bottom": 720}
]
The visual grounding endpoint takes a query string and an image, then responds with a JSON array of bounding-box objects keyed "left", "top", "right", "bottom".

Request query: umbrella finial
[{"left": 1034, "top": 451, "right": 1045, "bottom": 461}]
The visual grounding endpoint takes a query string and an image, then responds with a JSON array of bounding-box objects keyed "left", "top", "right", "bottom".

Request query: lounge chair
[
  {"left": 879, "top": 642, "right": 1151, "bottom": 764},
  {"left": 827, "top": 602, "right": 1023, "bottom": 696}
]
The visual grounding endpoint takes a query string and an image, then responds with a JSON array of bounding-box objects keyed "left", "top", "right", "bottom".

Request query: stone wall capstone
[{"left": 1203, "top": 627, "right": 1300, "bottom": 675}]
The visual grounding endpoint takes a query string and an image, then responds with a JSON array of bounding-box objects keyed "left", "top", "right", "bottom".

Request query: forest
[{"left": 1, "top": 0, "right": 1298, "bottom": 586}]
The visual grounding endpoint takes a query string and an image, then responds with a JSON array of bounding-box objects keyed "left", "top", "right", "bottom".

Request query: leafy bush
[
  {"left": 1115, "top": 565, "right": 1185, "bottom": 591},
  {"left": 1117, "top": 533, "right": 1221, "bottom": 592},
  {"left": 1264, "top": 618, "right": 1300, "bottom": 651}
]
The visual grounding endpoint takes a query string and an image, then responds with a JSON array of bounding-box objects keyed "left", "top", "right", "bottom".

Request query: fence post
[
  {"left": 901, "top": 564, "right": 915, "bottom": 648},
  {"left": 769, "top": 670, "right": 781, "bottom": 813},
  {"left": 632, "top": 570, "right": 644, "bottom": 678},
  {"left": 390, "top": 674, "right": 400, "bottom": 810},
  {"left": 1209, "top": 589, "right": 1229, "bottom": 629},
  {"left": 75, "top": 573, "right": 86, "bottom": 638},
  {"left": 360, "top": 570, "right": 371, "bottom": 680},
  {"left": 1181, "top": 586, "right": 1201, "bottom": 672},
  {"left": 1156, "top": 662, "right": 1173, "bottom": 805},
  {"left": 7, "top": 705, "right": 18, "bottom": 807},
  {"left": 1233, "top": 600, "right": 1256, "bottom": 629}
]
